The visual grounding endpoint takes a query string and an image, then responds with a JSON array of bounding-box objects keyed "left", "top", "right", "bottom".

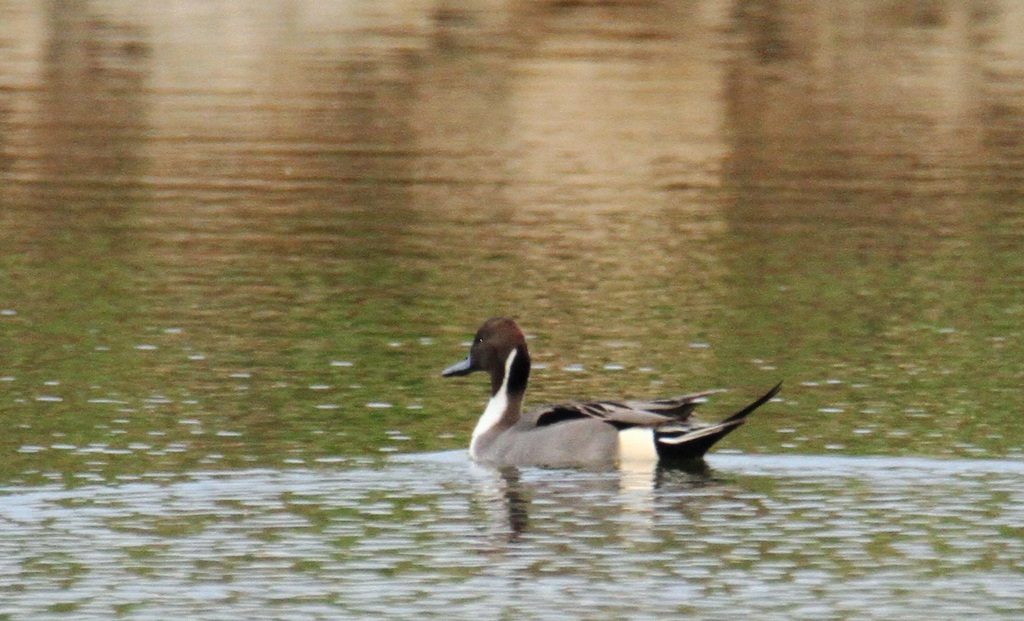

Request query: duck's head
[{"left": 442, "top": 317, "right": 531, "bottom": 395}]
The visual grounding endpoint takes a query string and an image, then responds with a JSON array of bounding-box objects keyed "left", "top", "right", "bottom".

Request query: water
[
  {"left": 2, "top": 0, "right": 1024, "bottom": 617},
  {"left": 2, "top": 453, "right": 1023, "bottom": 619}
]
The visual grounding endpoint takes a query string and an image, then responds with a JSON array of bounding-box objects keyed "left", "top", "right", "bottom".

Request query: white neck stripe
[
  {"left": 498, "top": 348, "right": 517, "bottom": 394},
  {"left": 470, "top": 349, "right": 518, "bottom": 458}
]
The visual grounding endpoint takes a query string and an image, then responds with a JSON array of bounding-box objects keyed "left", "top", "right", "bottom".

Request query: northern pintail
[{"left": 442, "top": 317, "right": 781, "bottom": 468}]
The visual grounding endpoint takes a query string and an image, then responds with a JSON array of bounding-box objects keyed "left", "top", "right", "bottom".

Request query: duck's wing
[
  {"left": 530, "top": 390, "right": 721, "bottom": 430},
  {"left": 620, "top": 389, "right": 722, "bottom": 418}
]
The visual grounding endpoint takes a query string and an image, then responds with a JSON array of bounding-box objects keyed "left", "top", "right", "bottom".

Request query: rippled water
[
  {"left": 3, "top": 0, "right": 1024, "bottom": 618},
  {"left": 2, "top": 453, "right": 1023, "bottom": 619}
]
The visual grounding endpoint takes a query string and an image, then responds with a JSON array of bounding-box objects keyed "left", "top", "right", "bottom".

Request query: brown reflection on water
[
  {"left": 727, "top": 1, "right": 1024, "bottom": 201},
  {"left": 3, "top": 1, "right": 1024, "bottom": 198},
  {"left": 12, "top": 2, "right": 149, "bottom": 211},
  {"left": 403, "top": 1, "right": 738, "bottom": 359}
]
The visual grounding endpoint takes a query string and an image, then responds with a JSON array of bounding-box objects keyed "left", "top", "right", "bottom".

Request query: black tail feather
[
  {"left": 656, "top": 382, "right": 782, "bottom": 462},
  {"left": 721, "top": 381, "right": 783, "bottom": 425}
]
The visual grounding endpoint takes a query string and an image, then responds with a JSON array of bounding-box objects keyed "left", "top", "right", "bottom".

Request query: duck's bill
[{"left": 441, "top": 356, "right": 476, "bottom": 377}]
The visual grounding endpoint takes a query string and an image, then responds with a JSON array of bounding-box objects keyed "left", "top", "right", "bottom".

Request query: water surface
[
  {"left": 2, "top": 1, "right": 1024, "bottom": 618},
  {"left": 2, "top": 453, "right": 1023, "bottom": 619}
]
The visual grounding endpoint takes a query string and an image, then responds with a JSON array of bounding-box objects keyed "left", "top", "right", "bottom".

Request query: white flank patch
[
  {"left": 470, "top": 349, "right": 517, "bottom": 458},
  {"left": 618, "top": 427, "right": 657, "bottom": 462}
]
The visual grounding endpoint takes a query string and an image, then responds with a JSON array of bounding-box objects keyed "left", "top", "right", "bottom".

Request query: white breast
[{"left": 470, "top": 392, "right": 507, "bottom": 455}]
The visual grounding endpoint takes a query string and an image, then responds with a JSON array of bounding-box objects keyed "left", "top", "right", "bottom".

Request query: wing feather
[{"left": 531, "top": 392, "right": 717, "bottom": 429}]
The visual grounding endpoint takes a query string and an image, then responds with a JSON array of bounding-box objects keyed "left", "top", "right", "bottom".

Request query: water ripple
[{"left": 1, "top": 454, "right": 1022, "bottom": 619}]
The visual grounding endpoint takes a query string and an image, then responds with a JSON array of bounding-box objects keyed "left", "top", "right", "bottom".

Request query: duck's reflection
[
  {"left": 496, "top": 466, "right": 530, "bottom": 539},
  {"left": 471, "top": 458, "right": 731, "bottom": 543},
  {"left": 653, "top": 458, "right": 718, "bottom": 487}
]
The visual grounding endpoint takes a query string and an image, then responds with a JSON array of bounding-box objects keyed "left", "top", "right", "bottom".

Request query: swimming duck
[{"left": 442, "top": 317, "right": 781, "bottom": 468}]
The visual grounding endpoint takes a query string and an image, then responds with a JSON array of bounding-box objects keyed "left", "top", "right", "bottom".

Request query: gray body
[{"left": 443, "top": 317, "right": 781, "bottom": 469}]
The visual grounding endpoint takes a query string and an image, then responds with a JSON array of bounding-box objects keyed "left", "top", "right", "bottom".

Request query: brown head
[{"left": 442, "top": 317, "right": 532, "bottom": 396}]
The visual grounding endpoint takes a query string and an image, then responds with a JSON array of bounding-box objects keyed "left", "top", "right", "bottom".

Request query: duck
[{"left": 442, "top": 317, "right": 781, "bottom": 468}]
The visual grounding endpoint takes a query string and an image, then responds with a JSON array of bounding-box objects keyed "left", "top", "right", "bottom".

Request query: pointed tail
[{"left": 655, "top": 382, "right": 782, "bottom": 462}]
